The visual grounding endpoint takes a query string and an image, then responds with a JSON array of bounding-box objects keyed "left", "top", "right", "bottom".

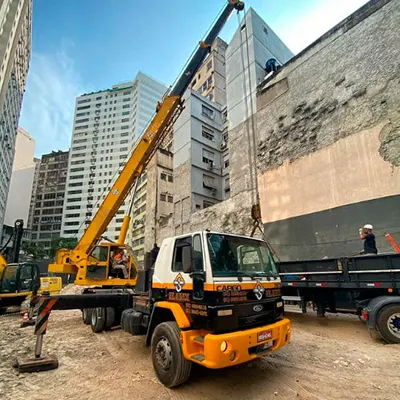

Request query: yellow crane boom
[{"left": 49, "top": 0, "right": 244, "bottom": 285}]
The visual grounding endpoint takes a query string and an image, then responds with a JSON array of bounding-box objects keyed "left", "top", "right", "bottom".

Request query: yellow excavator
[
  {"left": 17, "top": 1, "right": 291, "bottom": 387},
  {"left": 0, "top": 220, "right": 61, "bottom": 314}
]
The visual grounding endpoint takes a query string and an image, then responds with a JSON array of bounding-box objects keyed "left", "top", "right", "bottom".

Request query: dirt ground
[{"left": 1, "top": 306, "right": 400, "bottom": 400}]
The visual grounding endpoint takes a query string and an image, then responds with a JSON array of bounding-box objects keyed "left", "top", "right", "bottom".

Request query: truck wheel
[
  {"left": 105, "top": 307, "right": 115, "bottom": 330},
  {"left": 376, "top": 304, "right": 400, "bottom": 344},
  {"left": 91, "top": 307, "right": 106, "bottom": 333},
  {"left": 82, "top": 308, "right": 93, "bottom": 325},
  {"left": 151, "top": 321, "right": 192, "bottom": 388}
]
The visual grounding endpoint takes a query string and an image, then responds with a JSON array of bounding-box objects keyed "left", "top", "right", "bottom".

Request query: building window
[
  {"left": 202, "top": 126, "right": 214, "bottom": 141},
  {"left": 202, "top": 149, "right": 214, "bottom": 165},
  {"left": 77, "top": 98, "right": 91, "bottom": 104},
  {"left": 75, "top": 118, "right": 89, "bottom": 124},
  {"left": 206, "top": 61, "right": 212, "bottom": 71},
  {"left": 121, "top": 118, "right": 129, "bottom": 123},
  {"left": 201, "top": 105, "right": 214, "bottom": 119},
  {"left": 122, "top": 104, "right": 130, "bottom": 109},
  {"left": 168, "top": 195, "right": 173, "bottom": 203},
  {"left": 203, "top": 200, "right": 214, "bottom": 209},
  {"left": 223, "top": 155, "right": 229, "bottom": 168},
  {"left": 201, "top": 76, "right": 212, "bottom": 93},
  {"left": 207, "top": 93, "right": 213, "bottom": 101},
  {"left": 203, "top": 174, "right": 216, "bottom": 189},
  {"left": 160, "top": 193, "right": 166, "bottom": 202}
]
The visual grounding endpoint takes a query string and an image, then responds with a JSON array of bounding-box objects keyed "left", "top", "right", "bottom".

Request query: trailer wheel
[
  {"left": 376, "top": 304, "right": 400, "bottom": 344},
  {"left": 151, "top": 321, "right": 191, "bottom": 388},
  {"left": 82, "top": 308, "right": 93, "bottom": 325},
  {"left": 91, "top": 307, "right": 106, "bottom": 333},
  {"left": 105, "top": 307, "right": 115, "bottom": 330}
]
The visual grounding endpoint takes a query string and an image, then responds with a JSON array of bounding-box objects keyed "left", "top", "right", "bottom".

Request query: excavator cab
[
  {"left": 0, "top": 262, "right": 41, "bottom": 312},
  {"left": 86, "top": 243, "right": 137, "bottom": 282}
]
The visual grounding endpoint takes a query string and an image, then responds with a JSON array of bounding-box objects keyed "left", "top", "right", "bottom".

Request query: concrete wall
[{"left": 255, "top": 0, "right": 400, "bottom": 259}]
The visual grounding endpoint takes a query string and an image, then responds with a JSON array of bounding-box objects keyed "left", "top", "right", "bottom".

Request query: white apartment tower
[
  {"left": 62, "top": 72, "right": 166, "bottom": 240},
  {"left": 0, "top": 0, "right": 32, "bottom": 237}
]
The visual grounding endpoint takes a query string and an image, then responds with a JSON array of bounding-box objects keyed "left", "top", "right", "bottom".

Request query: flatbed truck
[{"left": 277, "top": 253, "right": 400, "bottom": 343}]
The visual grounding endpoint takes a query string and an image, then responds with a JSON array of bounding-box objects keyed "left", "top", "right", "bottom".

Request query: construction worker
[
  {"left": 150, "top": 243, "right": 160, "bottom": 266},
  {"left": 359, "top": 224, "right": 378, "bottom": 255},
  {"left": 111, "top": 249, "right": 128, "bottom": 278}
]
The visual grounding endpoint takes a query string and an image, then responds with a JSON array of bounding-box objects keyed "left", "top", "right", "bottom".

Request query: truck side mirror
[{"left": 182, "top": 245, "right": 193, "bottom": 274}]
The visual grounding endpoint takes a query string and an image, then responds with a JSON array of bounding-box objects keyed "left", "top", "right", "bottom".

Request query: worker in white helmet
[{"left": 359, "top": 224, "right": 378, "bottom": 255}]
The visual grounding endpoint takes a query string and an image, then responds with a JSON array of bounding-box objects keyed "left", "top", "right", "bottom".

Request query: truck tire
[
  {"left": 82, "top": 308, "right": 93, "bottom": 325},
  {"left": 376, "top": 304, "right": 400, "bottom": 344},
  {"left": 105, "top": 307, "right": 115, "bottom": 330},
  {"left": 151, "top": 321, "right": 192, "bottom": 388},
  {"left": 91, "top": 307, "right": 106, "bottom": 333}
]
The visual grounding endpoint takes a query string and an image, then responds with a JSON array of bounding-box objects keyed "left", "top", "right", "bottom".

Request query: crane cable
[{"left": 236, "top": 8, "right": 280, "bottom": 260}]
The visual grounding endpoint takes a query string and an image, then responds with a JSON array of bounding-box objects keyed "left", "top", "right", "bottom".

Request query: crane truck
[{"left": 16, "top": 1, "right": 291, "bottom": 387}]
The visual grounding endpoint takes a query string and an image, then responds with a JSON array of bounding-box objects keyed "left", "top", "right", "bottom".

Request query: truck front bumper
[{"left": 182, "top": 318, "right": 291, "bottom": 369}]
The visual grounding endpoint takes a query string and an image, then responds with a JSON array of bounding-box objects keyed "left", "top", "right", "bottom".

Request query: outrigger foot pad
[{"left": 14, "top": 355, "right": 58, "bottom": 373}]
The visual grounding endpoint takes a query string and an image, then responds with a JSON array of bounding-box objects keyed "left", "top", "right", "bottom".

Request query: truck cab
[{"left": 144, "top": 231, "right": 290, "bottom": 383}]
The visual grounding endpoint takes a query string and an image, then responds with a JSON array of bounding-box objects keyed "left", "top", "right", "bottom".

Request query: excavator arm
[{"left": 49, "top": 1, "right": 244, "bottom": 282}]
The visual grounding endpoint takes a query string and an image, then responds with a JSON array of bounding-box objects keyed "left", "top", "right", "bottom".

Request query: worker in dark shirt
[
  {"left": 150, "top": 243, "right": 160, "bottom": 266},
  {"left": 359, "top": 224, "right": 378, "bottom": 255}
]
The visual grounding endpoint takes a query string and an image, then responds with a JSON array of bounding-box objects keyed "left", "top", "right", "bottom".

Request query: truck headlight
[{"left": 220, "top": 341, "right": 228, "bottom": 352}]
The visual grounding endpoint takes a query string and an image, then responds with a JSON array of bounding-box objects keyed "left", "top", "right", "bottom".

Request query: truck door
[{"left": 192, "top": 234, "right": 205, "bottom": 301}]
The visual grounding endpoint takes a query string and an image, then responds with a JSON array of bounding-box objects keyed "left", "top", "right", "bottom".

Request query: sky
[{"left": 20, "top": 0, "right": 368, "bottom": 157}]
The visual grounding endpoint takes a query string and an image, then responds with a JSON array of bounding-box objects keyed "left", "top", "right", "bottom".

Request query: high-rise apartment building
[
  {"left": 190, "top": 37, "right": 228, "bottom": 106},
  {"left": 4, "top": 126, "right": 35, "bottom": 227},
  {"left": 62, "top": 72, "right": 166, "bottom": 241},
  {"left": 30, "top": 151, "right": 69, "bottom": 252},
  {"left": 0, "top": 0, "right": 32, "bottom": 238},
  {"left": 27, "top": 157, "right": 41, "bottom": 230},
  {"left": 173, "top": 89, "right": 228, "bottom": 233}
]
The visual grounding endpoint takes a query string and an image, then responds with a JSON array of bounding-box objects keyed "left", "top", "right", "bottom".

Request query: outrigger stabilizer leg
[{"left": 14, "top": 297, "right": 58, "bottom": 372}]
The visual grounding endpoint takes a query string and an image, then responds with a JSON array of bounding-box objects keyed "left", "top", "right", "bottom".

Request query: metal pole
[{"left": 34, "top": 334, "right": 43, "bottom": 358}]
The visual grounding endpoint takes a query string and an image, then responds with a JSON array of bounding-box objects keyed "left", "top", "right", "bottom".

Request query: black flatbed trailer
[{"left": 277, "top": 253, "right": 400, "bottom": 343}]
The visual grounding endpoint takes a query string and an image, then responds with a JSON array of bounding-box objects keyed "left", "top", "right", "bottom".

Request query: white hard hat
[{"left": 363, "top": 224, "right": 373, "bottom": 230}]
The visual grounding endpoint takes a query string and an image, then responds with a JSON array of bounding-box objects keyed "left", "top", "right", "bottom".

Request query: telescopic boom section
[{"left": 66, "top": 0, "right": 244, "bottom": 258}]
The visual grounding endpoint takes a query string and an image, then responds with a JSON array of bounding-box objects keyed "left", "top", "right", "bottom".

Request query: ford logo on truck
[{"left": 253, "top": 305, "right": 263, "bottom": 312}]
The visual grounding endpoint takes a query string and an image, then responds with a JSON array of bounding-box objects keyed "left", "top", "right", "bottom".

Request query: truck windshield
[{"left": 206, "top": 233, "right": 278, "bottom": 278}]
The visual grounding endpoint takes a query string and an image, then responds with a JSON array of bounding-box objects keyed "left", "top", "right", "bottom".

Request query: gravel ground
[{"left": 1, "top": 305, "right": 399, "bottom": 400}]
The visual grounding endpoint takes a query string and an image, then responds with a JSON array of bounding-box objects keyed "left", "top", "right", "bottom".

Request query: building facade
[
  {"left": 0, "top": 0, "right": 32, "bottom": 238},
  {"left": 61, "top": 72, "right": 166, "bottom": 241},
  {"left": 190, "top": 37, "right": 228, "bottom": 106},
  {"left": 4, "top": 126, "right": 35, "bottom": 227},
  {"left": 30, "top": 151, "right": 69, "bottom": 252},
  {"left": 173, "top": 89, "right": 229, "bottom": 233},
  {"left": 27, "top": 157, "right": 41, "bottom": 230},
  {"left": 226, "top": 7, "right": 293, "bottom": 129}
]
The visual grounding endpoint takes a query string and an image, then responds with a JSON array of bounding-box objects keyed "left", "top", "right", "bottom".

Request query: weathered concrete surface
[{"left": 256, "top": 0, "right": 400, "bottom": 173}]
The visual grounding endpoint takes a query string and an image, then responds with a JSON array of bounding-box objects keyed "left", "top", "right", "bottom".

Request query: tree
[
  {"left": 49, "top": 237, "right": 78, "bottom": 259},
  {"left": 21, "top": 242, "right": 47, "bottom": 261}
]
